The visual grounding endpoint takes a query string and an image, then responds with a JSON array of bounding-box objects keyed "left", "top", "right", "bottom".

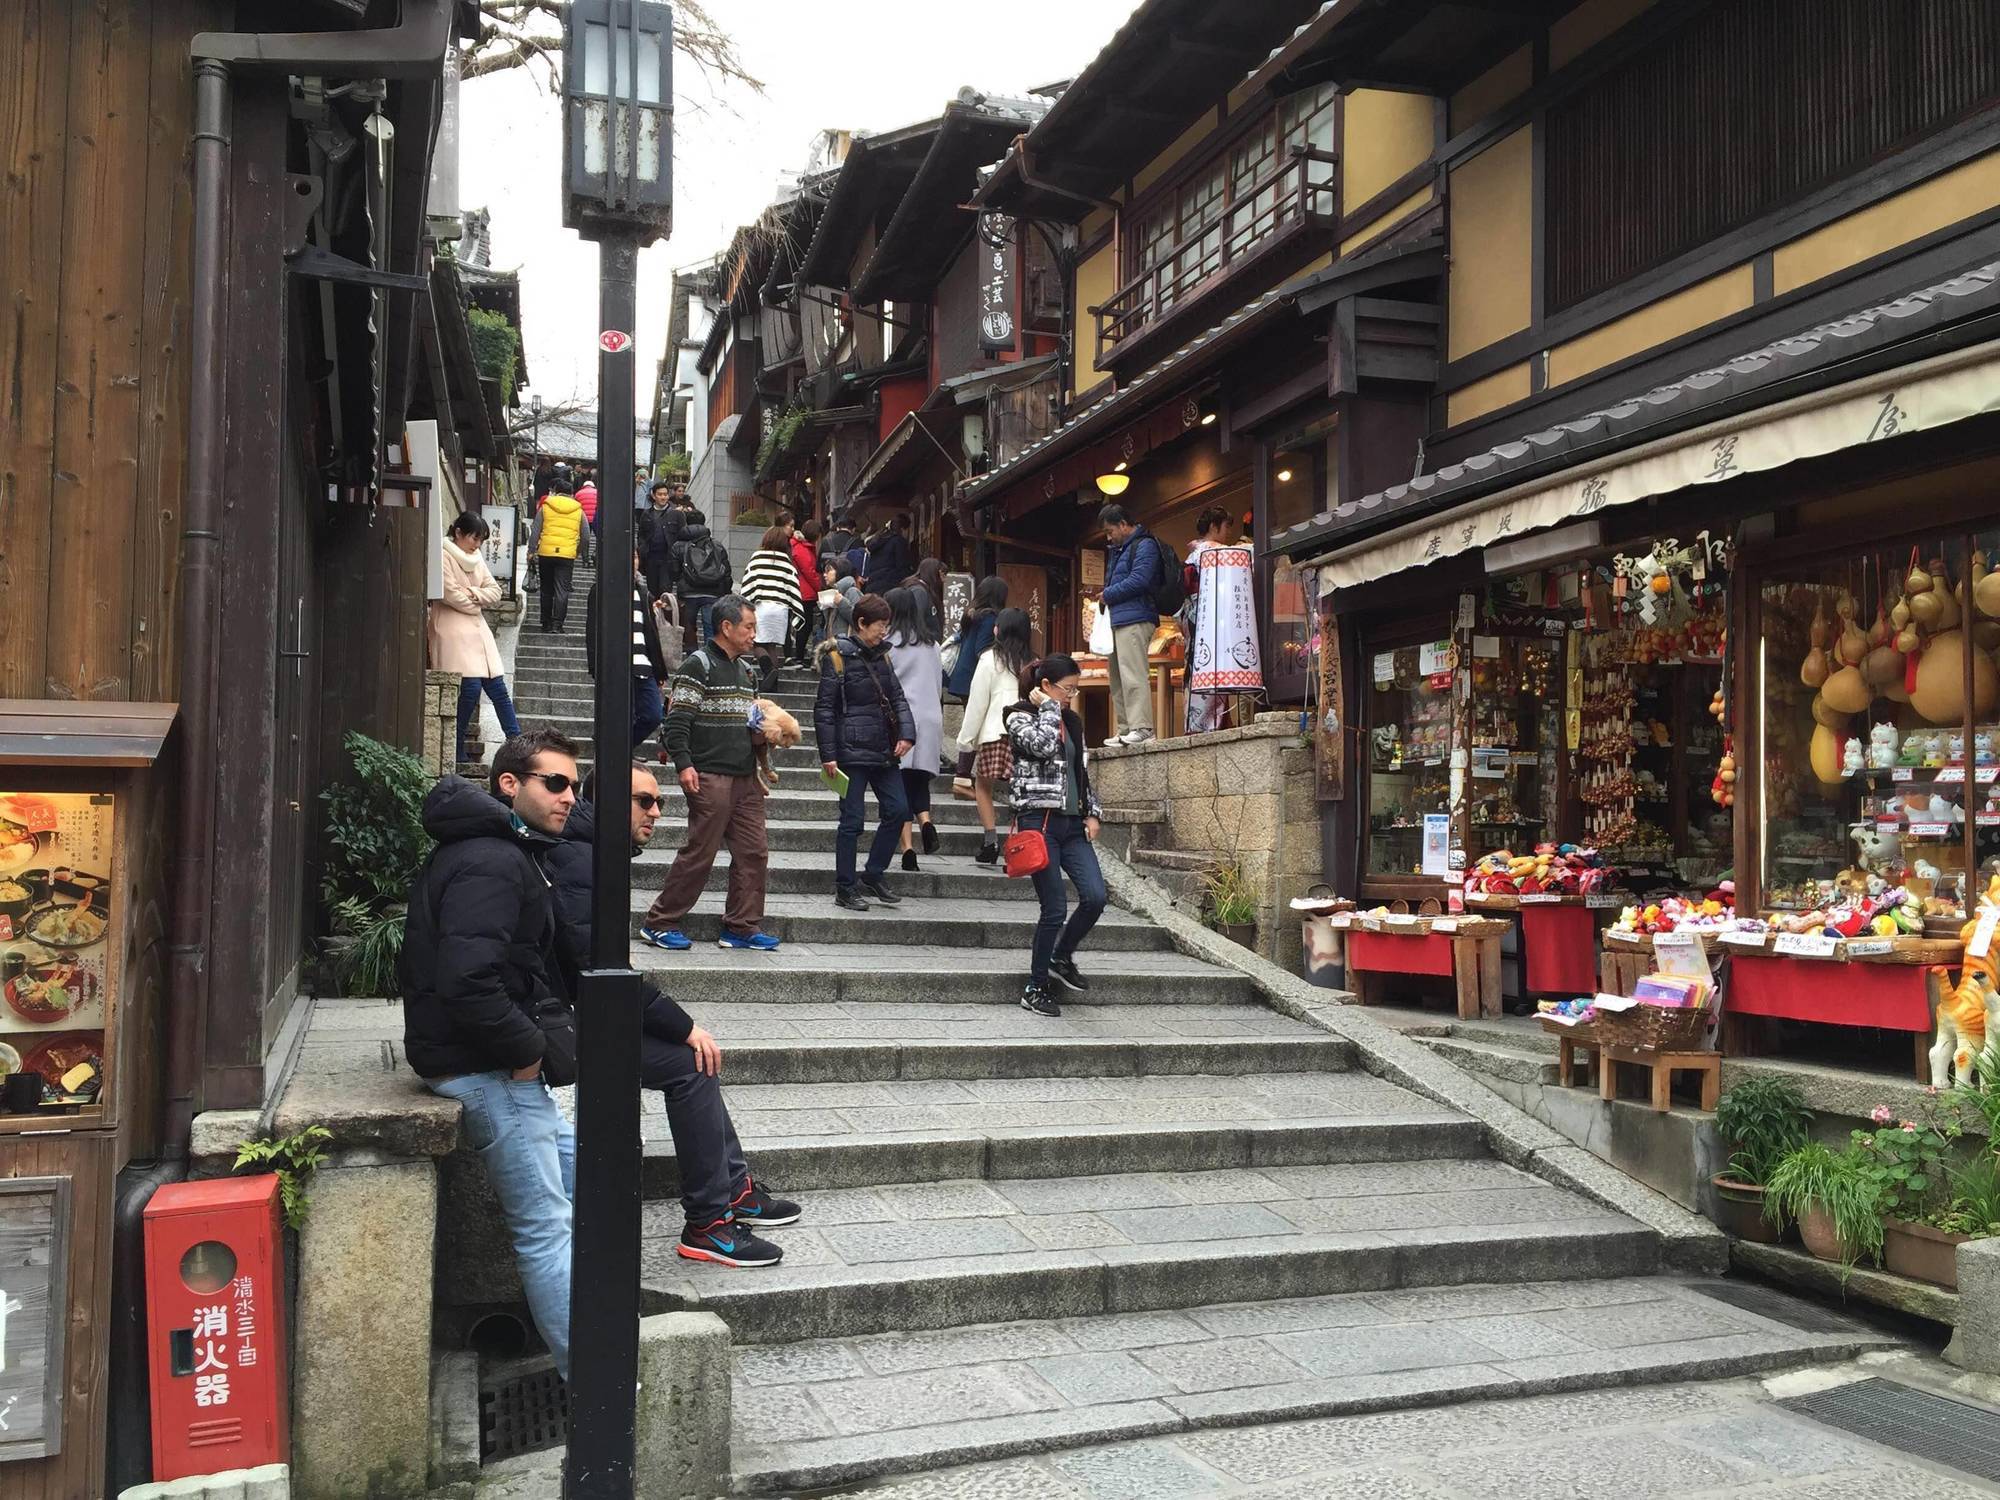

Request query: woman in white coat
[
  {"left": 954, "top": 607, "right": 1035, "bottom": 867},
  {"left": 431, "top": 512, "right": 522, "bottom": 763},
  {"left": 887, "top": 586, "right": 945, "bottom": 872}
]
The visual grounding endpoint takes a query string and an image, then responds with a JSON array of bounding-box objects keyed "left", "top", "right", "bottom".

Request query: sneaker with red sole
[
  {"left": 730, "top": 1177, "right": 802, "bottom": 1228},
  {"left": 677, "top": 1216, "right": 782, "bottom": 1268}
]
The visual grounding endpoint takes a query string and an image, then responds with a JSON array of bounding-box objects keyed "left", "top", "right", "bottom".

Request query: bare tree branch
[{"left": 465, "top": 0, "right": 763, "bottom": 94}]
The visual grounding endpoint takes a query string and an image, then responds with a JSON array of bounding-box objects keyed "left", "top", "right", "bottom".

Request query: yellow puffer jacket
[{"left": 536, "top": 493, "right": 584, "bottom": 559}]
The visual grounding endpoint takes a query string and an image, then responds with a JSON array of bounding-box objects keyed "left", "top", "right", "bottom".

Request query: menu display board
[{"left": 0, "top": 794, "right": 114, "bottom": 1110}]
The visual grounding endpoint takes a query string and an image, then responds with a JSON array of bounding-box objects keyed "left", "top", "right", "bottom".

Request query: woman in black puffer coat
[{"left": 815, "top": 594, "right": 916, "bottom": 911}]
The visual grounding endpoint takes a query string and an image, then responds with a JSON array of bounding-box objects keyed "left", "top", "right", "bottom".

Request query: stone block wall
[
  {"left": 421, "top": 670, "right": 459, "bottom": 776},
  {"left": 1092, "top": 714, "right": 1322, "bottom": 972}
]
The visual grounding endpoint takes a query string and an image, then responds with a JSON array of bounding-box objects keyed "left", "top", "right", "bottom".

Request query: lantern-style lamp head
[{"left": 562, "top": 0, "right": 674, "bottom": 241}]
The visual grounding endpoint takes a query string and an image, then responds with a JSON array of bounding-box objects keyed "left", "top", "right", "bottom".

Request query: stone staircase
[{"left": 468, "top": 606, "right": 1904, "bottom": 1495}]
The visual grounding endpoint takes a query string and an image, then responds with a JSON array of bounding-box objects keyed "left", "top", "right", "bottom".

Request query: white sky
[{"left": 457, "top": 0, "right": 1140, "bottom": 417}]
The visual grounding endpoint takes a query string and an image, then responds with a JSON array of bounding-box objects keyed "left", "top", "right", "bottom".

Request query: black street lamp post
[{"left": 558, "top": 4, "right": 673, "bottom": 1496}]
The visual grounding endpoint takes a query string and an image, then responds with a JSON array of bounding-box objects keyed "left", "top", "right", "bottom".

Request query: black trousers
[
  {"left": 537, "top": 557, "right": 574, "bottom": 631},
  {"left": 641, "top": 1033, "right": 749, "bottom": 1225}
]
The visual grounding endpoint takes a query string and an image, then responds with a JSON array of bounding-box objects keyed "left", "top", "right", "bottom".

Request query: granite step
[
  {"left": 625, "top": 891, "right": 1176, "bottom": 951},
  {"left": 638, "top": 1159, "right": 1662, "bottom": 1344},
  {"left": 722, "top": 1277, "right": 1901, "bottom": 1495},
  {"left": 622, "top": 1070, "right": 1482, "bottom": 1198},
  {"left": 638, "top": 787, "right": 988, "bottom": 826},
  {"left": 1418, "top": 1035, "right": 1562, "bottom": 1086},
  {"left": 633, "top": 949, "right": 1259, "bottom": 1009},
  {"left": 645, "top": 818, "right": 990, "bottom": 854},
  {"left": 526, "top": 740, "right": 828, "bottom": 770},
  {"left": 513, "top": 689, "right": 821, "bottom": 717},
  {"left": 637, "top": 848, "right": 1036, "bottom": 898}
]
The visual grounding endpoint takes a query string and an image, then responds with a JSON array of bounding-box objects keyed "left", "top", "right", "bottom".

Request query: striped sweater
[
  {"left": 740, "top": 548, "right": 804, "bottom": 627},
  {"left": 662, "top": 646, "right": 759, "bottom": 778}
]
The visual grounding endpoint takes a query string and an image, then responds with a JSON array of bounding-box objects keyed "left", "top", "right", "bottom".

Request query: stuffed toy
[{"left": 749, "top": 699, "right": 802, "bottom": 790}]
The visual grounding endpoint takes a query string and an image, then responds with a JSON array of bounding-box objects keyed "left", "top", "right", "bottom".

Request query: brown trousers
[{"left": 643, "top": 772, "right": 768, "bottom": 935}]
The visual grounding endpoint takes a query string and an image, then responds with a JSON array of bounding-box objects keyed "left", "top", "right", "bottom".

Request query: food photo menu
[{"left": 0, "top": 792, "right": 113, "bottom": 1107}]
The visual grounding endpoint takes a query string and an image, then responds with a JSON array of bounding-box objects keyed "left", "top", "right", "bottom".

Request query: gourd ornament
[
  {"left": 1975, "top": 547, "right": 2000, "bottom": 620},
  {"left": 1834, "top": 593, "right": 1867, "bottom": 667},
  {"left": 1800, "top": 598, "right": 1831, "bottom": 688},
  {"left": 1809, "top": 722, "right": 1845, "bottom": 786},
  {"left": 1911, "top": 629, "right": 2000, "bottom": 724},
  {"left": 1863, "top": 600, "right": 1902, "bottom": 685},
  {"left": 1820, "top": 663, "right": 1872, "bottom": 714}
]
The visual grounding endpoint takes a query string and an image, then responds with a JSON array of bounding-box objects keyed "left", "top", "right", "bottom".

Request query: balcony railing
[{"left": 1095, "top": 146, "right": 1339, "bottom": 358}]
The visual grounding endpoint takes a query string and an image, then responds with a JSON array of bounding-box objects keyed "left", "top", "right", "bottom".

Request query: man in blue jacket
[{"left": 1096, "top": 504, "right": 1163, "bottom": 746}]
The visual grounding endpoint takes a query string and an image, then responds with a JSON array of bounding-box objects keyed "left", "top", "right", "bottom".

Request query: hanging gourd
[
  {"left": 1911, "top": 628, "right": 2000, "bottom": 724},
  {"left": 1834, "top": 592, "right": 1866, "bottom": 667},
  {"left": 1800, "top": 597, "right": 1831, "bottom": 687}
]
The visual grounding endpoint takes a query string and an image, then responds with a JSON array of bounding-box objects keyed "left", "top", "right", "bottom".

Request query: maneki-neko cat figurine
[{"left": 1930, "top": 873, "right": 2000, "bottom": 1087}]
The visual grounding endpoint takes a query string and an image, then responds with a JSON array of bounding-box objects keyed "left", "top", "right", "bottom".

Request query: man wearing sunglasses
[
  {"left": 400, "top": 726, "right": 583, "bottom": 1377},
  {"left": 545, "top": 763, "right": 800, "bottom": 1266}
]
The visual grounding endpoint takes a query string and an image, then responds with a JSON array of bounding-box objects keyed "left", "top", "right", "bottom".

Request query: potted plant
[
  {"left": 1856, "top": 1102, "right": 1970, "bottom": 1288},
  {"left": 1709, "top": 1076, "right": 1812, "bottom": 1243},
  {"left": 1202, "top": 861, "right": 1259, "bottom": 949},
  {"left": 1763, "top": 1139, "right": 1884, "bottom": 1272}
]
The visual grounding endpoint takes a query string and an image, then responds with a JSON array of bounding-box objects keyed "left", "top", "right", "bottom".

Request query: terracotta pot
[
  {"left": 1796, "top": 1201, "right": 1857, "bottom": 1263},
  {"left": 1882, "top": 1217, "right": 1970, "bottom": 1288},
  {"left": 1220, "top": 922, "right": 1257, "bottom": 950},
  {"left": 1710, "top": 1175, "right": 1782, "bottom": 1244}
]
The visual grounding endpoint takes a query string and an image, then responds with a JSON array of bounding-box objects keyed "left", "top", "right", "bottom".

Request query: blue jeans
[
  {"left": 835, "top": 761, "right": 909, "bottom": 888},
  {"left": 1022, "top": 811, "right": 1107, "bottom": 984},
  {"left": 686, "top": 596, "right": 716, "bottom": 649},
  {"left": 426, "top": 1072, "right": 576, "bottom": 1377},
  {"left": 457, "top": 676, "right": 522, "bottom": 757},
  {"left": 633, "top": 674, "right": 665, "bottom": 748}
]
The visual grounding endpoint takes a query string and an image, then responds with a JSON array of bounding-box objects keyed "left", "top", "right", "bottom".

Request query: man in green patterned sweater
[{"left": 638, "top": 595, "right": 782, "bottom": 952}]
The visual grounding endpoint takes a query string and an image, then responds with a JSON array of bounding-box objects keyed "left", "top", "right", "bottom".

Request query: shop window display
[
  {"left": 1366, "top": 641, "right": 1454, "bottom": 877},
  {"left": 1466, "top": 637, "right": 1561, "bottom": 860},
  {"left": 1759, "top": 536, "right": 1989, "bottom": 920}
]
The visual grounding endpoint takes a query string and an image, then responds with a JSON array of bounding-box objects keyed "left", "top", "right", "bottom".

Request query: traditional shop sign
[
  {"left": 1188, "top": 546, "right": 1262, "bottom": 694},
  {"left": 481, "top": 503, "right": 518, "bottom": 599},
  {"left": 1315, "top": 601, "right": 1343, "bottom": 802},
  {"left": 977, "top": 213, "right": 1016, "bottom": 355},
  {"left": 0, "top": 793, "right": 115, "bottom": 1113},
  {"left": 1310, "top": 341, "right": 2000, "bottom": 591},
  {"left": 0, "top": 1178, "right": 70, "bottom": 1461}
]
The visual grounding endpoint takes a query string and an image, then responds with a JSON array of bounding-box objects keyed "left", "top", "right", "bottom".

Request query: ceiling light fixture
[
  {"left": 1277, "top": 468, "right": 1294, "bottom": 483},
  {"left": 1095, "top": 473, "right": 1130, "bottom": 497}
]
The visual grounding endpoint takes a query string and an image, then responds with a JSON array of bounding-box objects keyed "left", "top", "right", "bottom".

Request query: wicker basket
[
  {"left": 1591, "top": 1002, "right": 1711, "bottom": 1051},
  {"left": 1538, "top": 1015, "right": 1600, "bottom": 1045}
]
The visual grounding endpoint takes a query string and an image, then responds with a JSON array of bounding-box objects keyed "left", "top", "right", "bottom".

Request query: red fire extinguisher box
[{"left": 142, "top": 1174, "right": 290, "bottom": 1480}]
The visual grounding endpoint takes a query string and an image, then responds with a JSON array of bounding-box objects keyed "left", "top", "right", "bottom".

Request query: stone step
[
  {"left": 662, "top": 1002, "right": 1351, "bottom": 1084},
  {"left": 625, "top": 891, "right": 1176, "bottom": 951},
  {"left": 1418, "top": 1035, "right": 1561, "bottom": 1087},
  {"left": 625, "top": 1071, "right": 1482, "bottom": 1198},
  {"left": 636, "top": 849, "right": 1036, "bottom": 898},
  {"left": 529, "top": 740, "right": 829, "bottom": 770},
  {"left": 513, "top": 690, "right": 821, "bottom": 717},
  {"left": 1129, "top": 848, "right": 1219, "bottom": 874},
  {"left": 723, "top": 1277, "right": 1900, "bottom": 1495},
  {"left": 646, "top": 817, "right": 991, "bottom": 854},
  {"left": 642, "top": 787, "right": 989, "bottom": 826},
  {"left": 638, "top": 1159, "right": 1661, "bottom": 1344},
  {"left": 634, "top": 951, "right": 1260, "bottom": 1009}
]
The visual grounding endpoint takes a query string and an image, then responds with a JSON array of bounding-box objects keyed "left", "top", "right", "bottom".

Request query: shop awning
[
  {"left": 1284, "top": 260, "right": 2000, "bottom": 590},
  {"left": 0, "top": 702, "right": 178, "bottom": 766}
]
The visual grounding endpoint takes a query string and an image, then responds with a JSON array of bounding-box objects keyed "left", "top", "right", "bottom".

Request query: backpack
[
  {"left": 1146, "top": 535, "right": 1187, "bottom": 614},
  {"left": 681, "top": 535, "right": 731, "bottom": 594}
]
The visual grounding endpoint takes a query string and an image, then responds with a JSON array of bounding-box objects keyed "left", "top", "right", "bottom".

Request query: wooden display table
[
  {"left": 1465, "top": 891, "right": 1622, "bottom": 996},
  {"left": 1714, "top": 931, "right": 1955, "bottom": 1081},
  {"left": 1601, "top": 1044, "right": 1721, "bottom": 1111},
  {"left": 1332, "top": 913, "right": 1508, "bottom": 1019}
]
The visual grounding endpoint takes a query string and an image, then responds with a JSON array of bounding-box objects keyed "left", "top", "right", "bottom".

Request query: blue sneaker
[
  {"left": 717, "top": 929, "right": 781, "bottom": 951},
  {"left": 638, "top": 926, "right": 692, "bottom": 951},
  {"left": 676, "top": 1216, "right": 782, "bottom": 1268}
]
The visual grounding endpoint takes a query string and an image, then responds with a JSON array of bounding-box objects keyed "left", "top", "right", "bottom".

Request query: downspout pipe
[
  {"left": 166, "top": 0, "right": 457, "bottom": 1158},
  {"left": 165, "top": 57, "right": 231, "bottom": 1158}
]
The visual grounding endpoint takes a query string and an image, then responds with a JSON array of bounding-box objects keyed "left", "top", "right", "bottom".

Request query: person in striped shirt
[{"left": 586, "top": 550, "right": 670, "bottom": 752}]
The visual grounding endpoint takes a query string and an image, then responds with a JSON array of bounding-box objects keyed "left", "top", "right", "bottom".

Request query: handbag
[
  {"left": 940, "top": 633, "right": 962, "bottom": 677},
  {"left": 531, "top": 995, "right": 579, "bottom": 1086},
  {"left": 1002, "top": 819, "right": 1050, "bottom": 878}
]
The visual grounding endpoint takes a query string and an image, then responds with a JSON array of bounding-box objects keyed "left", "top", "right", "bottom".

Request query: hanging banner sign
[{"left": 977, "top": 213, "right": 1017, "bottom": 355}]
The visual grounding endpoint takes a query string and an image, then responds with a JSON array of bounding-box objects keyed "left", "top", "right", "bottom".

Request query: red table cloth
[
  {"left": 1726, "top": 954, "right": 1931, "bottom": 1030},
  {"left": 1346, "top": 931, "right": 1456, "bottom": 978},
  {"left": 1520, "top": 903, "right": 1599, "bottom": 995}
]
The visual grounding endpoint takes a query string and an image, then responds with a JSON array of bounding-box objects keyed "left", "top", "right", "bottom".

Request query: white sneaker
[
  {"left": 1119, "top": 729, "right": 1155, "bottom": 746},
  {"left": 1102, "top": 735, "right": 1126, "bottom": 749}
]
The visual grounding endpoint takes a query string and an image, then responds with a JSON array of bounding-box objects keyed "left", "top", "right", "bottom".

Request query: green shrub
[
  {"left": 1203, "top": 861, "right": 1258, "bottom": 929},
  {"left": 1713, "top": 1076, "right": 1812, "bottom": 1187},
  {"left": 319, "top": 733, "right": 434, "bottom": 995},
  {"left": 466, "top": 306, "right": 521, "bottom": 404}
]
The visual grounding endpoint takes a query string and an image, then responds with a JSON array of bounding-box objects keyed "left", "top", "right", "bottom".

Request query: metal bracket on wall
[
  {"left": 283, "top": 174, "right": 324, "bottom": 254},
  {"left": 286, "top": 243, "right": 428, "bottom": 292}
]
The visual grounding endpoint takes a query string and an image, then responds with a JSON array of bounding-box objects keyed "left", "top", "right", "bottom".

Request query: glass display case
[
  {"left": 1365, "top": 640, "right": 1455, "bottom": 878},
  {"left": 1464, "top": 636, "right": 1561, "bottom": 862}
]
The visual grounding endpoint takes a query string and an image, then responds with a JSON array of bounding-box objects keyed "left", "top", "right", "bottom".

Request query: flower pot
[
  {"left": 1796, "top": 1201, "right": 1858, "bottom": 1263},
  {"left": 1220, "top": 922, "right": 1256, "bottom": 950},
  {"left": 1882, "top": 1217, "right": 1970, "bottom": 1288},
  {"left": 1709, "top": 1175, "right": 1782, "bottom": 1244}
]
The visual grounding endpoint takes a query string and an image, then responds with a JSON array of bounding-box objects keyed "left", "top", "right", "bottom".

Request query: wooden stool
[
  {"left": 1600, "top": 1044, "right": 1721, "bottom": 1112},
  {"left": 1557, "top": 1033, "right": 1598, "bottom": 1087}
]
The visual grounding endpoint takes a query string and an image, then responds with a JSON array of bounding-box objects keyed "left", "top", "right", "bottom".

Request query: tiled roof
[{"left": 1276, "top": 258, "right": 2000, "bottom": 555}]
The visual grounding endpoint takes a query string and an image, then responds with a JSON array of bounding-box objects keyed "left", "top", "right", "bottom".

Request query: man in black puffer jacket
[
  {"left": 815, "top": 595, "right": 916, "bottom": 911},
  {"left": 399, "top": 727, "right": 581, "bottom": 1377},
  {"left": 542, "top": 767, "right": 798, "bottom": 1268}
]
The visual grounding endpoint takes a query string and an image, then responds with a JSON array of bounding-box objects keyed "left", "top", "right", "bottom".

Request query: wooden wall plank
[
  {"left": 129, "top": 0, "right": 221, "bottom": 704},
  {"left": 0, "top": 0, "right": 71, "bottom": 701},
  {"left": 46, "top": 0, "right": 154, "bottom": 702}
]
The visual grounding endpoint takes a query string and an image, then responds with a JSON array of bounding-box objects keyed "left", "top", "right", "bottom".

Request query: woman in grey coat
[{"left": 887, "top": 586, "right": 945, "bottom": 872}]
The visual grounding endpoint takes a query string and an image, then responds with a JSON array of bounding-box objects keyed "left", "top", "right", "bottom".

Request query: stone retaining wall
[{"left": 1092, "top": 714, "right": 1321, "bottom": 972}]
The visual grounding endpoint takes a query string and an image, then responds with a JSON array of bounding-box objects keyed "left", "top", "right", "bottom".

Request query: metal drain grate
[
  {"left": 480, "top": 1366, "right": 569, "bottom": 1463},
  {"left": 1780, "top": 1378, "right": 2000, "bottom": 1481},
  {"left": 1683, "top": 1278, "right": 1864, "bottom": 1334}
]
